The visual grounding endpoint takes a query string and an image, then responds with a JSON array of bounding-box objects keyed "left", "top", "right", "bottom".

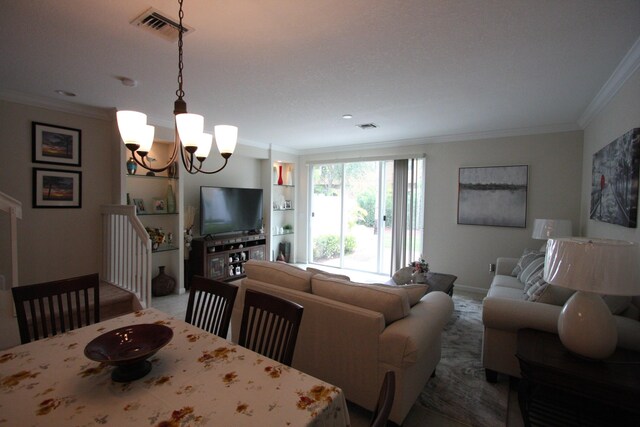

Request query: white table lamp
[
  {"left": 544, "top": 238, "right": 640, "bottom": 359},
  {"left": 532, "top": 219, "right": 572, "bottom": 251}
]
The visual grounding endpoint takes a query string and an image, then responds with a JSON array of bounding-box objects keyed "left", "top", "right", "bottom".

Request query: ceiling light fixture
[
  {"left": 116, "top": 0, "right": 236, "bottom": 175},
  {"left": 342, "top": 114, "right": 353, "bottom": 119}
]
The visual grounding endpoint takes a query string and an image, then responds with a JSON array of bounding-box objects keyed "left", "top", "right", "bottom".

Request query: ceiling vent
[
  {"left": 131, "top": 8, "right": 194, "bottom": 42},
  {"left": 357, "top": 123, "right": 378, "bottom": 130}
]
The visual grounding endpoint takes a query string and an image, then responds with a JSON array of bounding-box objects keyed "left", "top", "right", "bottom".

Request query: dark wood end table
[
  {"left": 516, "top": 328, "right": 640, "bottom": 426},
  {"left": 425, "top": 272, "right": 456, "bottom": 296}
]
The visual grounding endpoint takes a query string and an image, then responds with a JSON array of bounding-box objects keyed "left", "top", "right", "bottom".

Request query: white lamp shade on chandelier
[
  {"left": 544, "top": 237, "right": 640, "bottom": 359},
  {"left": 117, "top": 111, "right": 152, "bottom": 149},
  {"left": 175, "top": 113, "right": 204, "bottom": 151},
  {"left": 214, "top": 125, "right": 238, "bottom": 155}
]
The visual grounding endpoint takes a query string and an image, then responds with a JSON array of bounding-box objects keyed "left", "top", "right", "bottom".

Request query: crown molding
[
  {"left": 578, "top": 35, "right": 640, "bottom": 129},
  {"left": 298, "top": 123, "right": 580, "bottom": 155},
  {"left": 0, "top": 90, "right": 111, "bottom": 120}
]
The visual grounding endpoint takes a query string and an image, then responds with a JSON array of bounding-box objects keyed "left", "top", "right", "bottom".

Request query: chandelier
[{"left": 116, "top": 0, "right": 236, "bottom": 175}]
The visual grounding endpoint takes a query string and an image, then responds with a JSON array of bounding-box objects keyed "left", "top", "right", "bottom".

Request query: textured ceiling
[{"left": 1, "top": 0, "right": 639, "bottom": 153}]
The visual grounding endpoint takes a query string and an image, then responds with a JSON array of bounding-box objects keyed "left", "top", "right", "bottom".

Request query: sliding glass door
[{"left": 310, "top": 158, "right": 423, "bottom": 275}]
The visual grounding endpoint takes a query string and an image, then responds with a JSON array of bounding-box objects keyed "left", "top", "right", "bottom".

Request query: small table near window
[
  {"left": 424, "top": 272, "right": 456, "bottom": 296},
  {"left": 516, "top": 328, "right": 640, "bottom": 427}
]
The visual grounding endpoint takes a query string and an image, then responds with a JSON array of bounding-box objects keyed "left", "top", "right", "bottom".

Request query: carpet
[{"left": 417, "top": 293, "right": 509, "bottom": 426}]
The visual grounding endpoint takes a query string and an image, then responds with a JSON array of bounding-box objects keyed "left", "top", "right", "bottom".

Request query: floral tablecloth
[{"left": 0, "top": 308, "right": 350, "bottom": 426}]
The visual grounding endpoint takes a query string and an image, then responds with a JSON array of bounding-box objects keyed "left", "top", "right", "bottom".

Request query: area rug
[{"left": 417, "top": 293, "right": 509, "bottom": 426}]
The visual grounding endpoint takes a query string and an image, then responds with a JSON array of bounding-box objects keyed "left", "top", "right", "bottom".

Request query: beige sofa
[
  {"left": 231, "top": 260, "right": 454, "bottom": 425},
  {"left": 482, "top": 255, "right": 640, "bottom": 382}
]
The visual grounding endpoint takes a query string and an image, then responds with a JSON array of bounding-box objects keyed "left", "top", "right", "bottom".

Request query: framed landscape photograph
[
  {"left": 590, "top": 128, "right": 639, "bottom": 228},
  {"left": 457, "top": 165, "right": 528, "bottom": 228},
  {"left": 133, "top": 198, "right": 146, "bottom": 214},
  {"left": 33, "top": 168, "right": 82, "bottom": 208},
  {"left": 153, "top": 198, "right": 167, "bottom": 213},
  {"left": 32, "top": 122, "right": 81, "bottom": 166}
]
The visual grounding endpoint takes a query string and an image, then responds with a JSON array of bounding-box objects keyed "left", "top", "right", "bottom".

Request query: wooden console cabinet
[{"left": 189, "top": 234, "right": 267, "bottom": 284}]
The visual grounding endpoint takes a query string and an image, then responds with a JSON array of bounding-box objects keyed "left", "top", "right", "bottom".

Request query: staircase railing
[
  {"left": 0, "top": 191, "right": 22, "bottom": 290},
  {"left": 101, "top": 205, "right": 151, "bottom": 308}
]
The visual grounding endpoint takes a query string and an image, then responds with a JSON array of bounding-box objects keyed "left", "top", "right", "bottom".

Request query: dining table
[{"left": 0, "top": 308, "right": 351, "bottom": 426}]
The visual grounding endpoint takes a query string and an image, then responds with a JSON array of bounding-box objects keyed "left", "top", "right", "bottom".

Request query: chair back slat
[
  {"left": 238, "top": 289, "right": 303, "bottom": 366},
  {"left": 370, "top": 370, "right": 396, "bottom": 427},
  {"left": 12, "top": 273, "right": 100, "bottom": 344},
  {"left": 185, "top": 276, "right": 238, "bottom": 338}
]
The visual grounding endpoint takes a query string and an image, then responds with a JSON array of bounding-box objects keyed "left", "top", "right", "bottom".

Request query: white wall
[
  {"left": 300, "top": 131, "right": 583, "bottom": 291},
  {"left": 0, "top": 100, "right": 114, "bottom": 348},
  {"left": 581, "top": 68, "right": 639, "bottom": 245}
]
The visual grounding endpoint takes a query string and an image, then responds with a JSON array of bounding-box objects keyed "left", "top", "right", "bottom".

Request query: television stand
[{"left": 188, "top": 233, "right": 267, "bottom": 287}]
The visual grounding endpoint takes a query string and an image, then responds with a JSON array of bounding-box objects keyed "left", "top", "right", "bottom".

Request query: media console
[{"left": 189, "top": 233, "right": 267, "bottom": 284}]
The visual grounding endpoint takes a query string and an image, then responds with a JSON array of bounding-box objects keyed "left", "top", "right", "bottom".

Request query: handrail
[
  {"left": 101, "top": 204, "right": 151, "bottom": 308},
  {"left": 0, "top": 191, "right": 22, "bottom": 297},
  {"left": 0, "top": 191, "right": 22, "bottom": 218}
]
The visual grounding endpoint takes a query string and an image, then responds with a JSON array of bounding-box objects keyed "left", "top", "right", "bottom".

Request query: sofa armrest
[
  {"left": 482, "top": 296, "right": 560, "bottom": 334},
  {"left": 495, "top": 257, "right": 518, "bottom": 276},
  {"left": 380, "top": 291, "right": 453, "bottom": 368}
]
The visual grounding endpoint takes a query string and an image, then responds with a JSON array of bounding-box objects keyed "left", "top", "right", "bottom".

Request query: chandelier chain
[{"left": 176, "top": 0, "right": 185, "bottom": 99}]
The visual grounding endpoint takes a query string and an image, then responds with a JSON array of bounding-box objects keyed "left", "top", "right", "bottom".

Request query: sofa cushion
[
  {"left": 602, "top": 295, "right": 633, "bottom": 315},
  {"left": 517, "top": 256, "right": 545, "bottom": 285},
  {"left": 244, "top": 260, "right": 313, "bottom": 292},
  {"left": 525, "top": 282, "right": 549, "bottom": 302},
  {"left": 311, "top": 275, "right": 411, "bottom": 324},
  {"left": 379, "top": 282, "right": 429, "bottom": 306},
  {"left": 491, "top": 274, "right": 524, "bottom": 290},
  {"left": 512, "top": 249, "right": 544, "bottom": 277},
  {"left": 534, "top": 284, "right": 574, "bottom": 305},
  {"left": 487, "top": 284, "right": 527, "bottom": 300},
  {"left": 306, "top": 266, "right": 351, "bottom": 281},
  {"left": 621, "top": 304, "right": 640, "bottom": 321}
]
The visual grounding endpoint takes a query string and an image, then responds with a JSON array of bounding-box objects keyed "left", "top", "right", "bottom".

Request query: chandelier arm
[
  {"left": 127, "top": 145, "right": 180, "bottom": 173},
  {"left": 179, "top": 144, "right": 196, "bottom": 174},
  {"left": 185, "top": 156, "right": 230, "bottom": 175}
]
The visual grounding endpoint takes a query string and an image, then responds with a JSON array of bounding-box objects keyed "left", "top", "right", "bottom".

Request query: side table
[
  {"left": 516, "top": 329, "right": 640, "bottom": 427},
  {"left": 425, "top": 272, "right": 456, "bottom": 296}
]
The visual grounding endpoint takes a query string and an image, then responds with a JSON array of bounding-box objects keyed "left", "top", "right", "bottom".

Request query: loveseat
[
  {"left": 482, "top": 253, "right": 640, "bottom": 381},
  {"left": 231, "top": 260, "right": 454, "bottom": 425}
]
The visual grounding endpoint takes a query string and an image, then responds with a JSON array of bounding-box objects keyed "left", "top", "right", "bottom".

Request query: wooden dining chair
[
  {"left": 370, "top": 370, "right": 396, "bottom": 427},
  {"left": 185, "top": 275, "right": 238, "bottom": 338},
  {"left": 12, "top": 273, "right": 100, "bottom": 344},
  {"left": 238, "top": 289, "right": 304, "bottom": 366}
]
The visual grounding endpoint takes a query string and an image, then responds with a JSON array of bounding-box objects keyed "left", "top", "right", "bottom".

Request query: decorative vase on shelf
[
  {"left": 277, "top": 165, "right": 284, "bottom": 185},
  {"left": 167, "top": 184, "right": 176, "bottom": 213},
  {"left": 126, "top": 157, "right": 137, "bottom": 175},
  {"left": 152, "top": 266, "right": 176, "bottom": 296}
]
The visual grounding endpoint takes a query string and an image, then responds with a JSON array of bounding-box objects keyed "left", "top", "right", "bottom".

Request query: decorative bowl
[{"left": 84, "top": 323, "right": 173, "bottom": 382}]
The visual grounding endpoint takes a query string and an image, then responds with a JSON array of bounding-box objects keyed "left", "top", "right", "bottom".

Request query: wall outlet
[{"left": 489, "top": 263, "right": 496, "bottom": 273}]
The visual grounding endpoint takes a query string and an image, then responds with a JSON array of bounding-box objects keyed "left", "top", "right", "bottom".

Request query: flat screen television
[{"left": 200, "top": 186, "right": 263, "bottom": 236}]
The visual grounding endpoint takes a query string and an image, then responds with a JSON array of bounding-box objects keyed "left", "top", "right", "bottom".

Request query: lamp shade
[
  {"left": 544, "top": 237, "right": 640, "bottom": 295},
  {"left": 214, "top": 125, "right": 238, "bottom": 155},
  {"left": 117, "top": 111, "right": 147, "bottom": 146},
  {"left": 532, "top": 219, "right": 572, "bottom": 240},
  {"left": 195, "top": 133, "right": 213, "bottom": 160},
  {"left": 176, "top": 113, "right": 204, "bottom": 151},
  {"left": 137, "top": 125, "right": 155, "bottom": 154}
]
